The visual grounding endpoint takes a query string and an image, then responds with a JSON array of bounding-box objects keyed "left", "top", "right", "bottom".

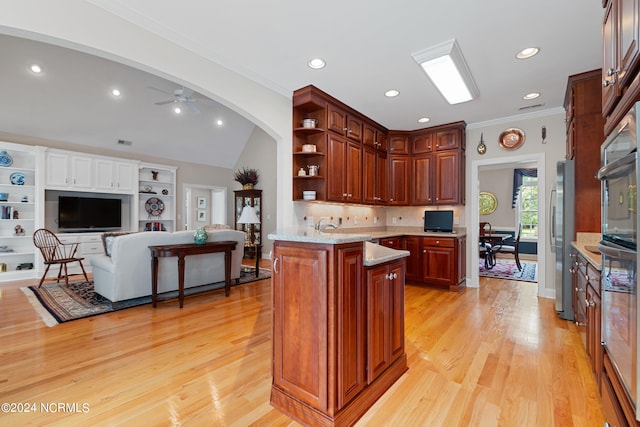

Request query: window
[{"left": 517, "top": 175, "right": 538, "bottom": 237}]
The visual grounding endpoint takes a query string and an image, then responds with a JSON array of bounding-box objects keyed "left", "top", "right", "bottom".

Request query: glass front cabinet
[{"left": 234, "top": 189, "right": 262, "bottom": 259}]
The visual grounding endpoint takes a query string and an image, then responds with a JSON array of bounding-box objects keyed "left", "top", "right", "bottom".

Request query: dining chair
[
  {"left": 479, "top": 241, "right": 496, "bottom": 269},
  {"left": 479, "top": 222, "right": 492, "bottom": 236},
  {"left": 493, "top": 224, "right": 522, "bottom": 270},
  {"left": 33, "top": 228, "right": 89, "bottom": 288}
]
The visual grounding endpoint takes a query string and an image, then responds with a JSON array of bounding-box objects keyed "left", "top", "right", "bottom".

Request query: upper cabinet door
[
  {"left": 327, "top": 104, "right": 347, "bottom": 135},
  {"left": 618, "top": 0, "right": 640, "bottom": 88},
  {"left": 70, "top": 156, "right": 92, "bottom": 189},
  {"left": 45, "top": 152, "right": 70, "bottom": 187}
]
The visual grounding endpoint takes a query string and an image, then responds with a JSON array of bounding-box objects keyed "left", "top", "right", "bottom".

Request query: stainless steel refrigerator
[{"left": 553, "top": 159, "right": 575, "bottom": 320}]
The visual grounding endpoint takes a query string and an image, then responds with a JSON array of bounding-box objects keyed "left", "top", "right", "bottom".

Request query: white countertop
[
  {"left": 363, "top": 241, "right": 410, "bottom": 266},
  {"left": 267, "top": 228, "right": 410, "bottom": 266},
  {"left": 268, "top": 228, "right": 372, "bottom": 244}
]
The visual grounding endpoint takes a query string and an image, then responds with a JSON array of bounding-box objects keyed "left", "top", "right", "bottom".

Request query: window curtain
[{"left": 512, "top": 168, "right": 538, "bottom": 208}]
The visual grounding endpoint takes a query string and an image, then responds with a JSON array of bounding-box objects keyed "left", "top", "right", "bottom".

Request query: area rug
[
  {"left": 478, "top": 259, "right": 537, "bottom": 282},
  {"left": 21, "top": 266, "right": 271, "bottom": 327}
]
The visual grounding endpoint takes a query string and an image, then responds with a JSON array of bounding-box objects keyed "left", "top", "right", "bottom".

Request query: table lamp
[{"left": 237, "top": 205, "right": 260, "bottom": 246}]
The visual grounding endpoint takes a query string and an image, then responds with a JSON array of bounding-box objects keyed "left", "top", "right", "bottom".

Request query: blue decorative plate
[
  {"left": 0, "top": 151, "right": 13, "bottom": 167},
  {"left": 9, "top": 172, "right": 25, "bottom": 185}
]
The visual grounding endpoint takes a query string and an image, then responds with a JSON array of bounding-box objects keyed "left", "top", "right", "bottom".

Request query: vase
[
  {"left": 243, "top": 183, "right": 254, "bottom": 190},
  {"left": 193, "top": 227, "right": 208, "bottom": 245}
]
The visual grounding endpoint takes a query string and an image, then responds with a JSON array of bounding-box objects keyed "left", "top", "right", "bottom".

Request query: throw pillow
[{"left": 101, "top": 231, "right": 132, "bottom": 257}]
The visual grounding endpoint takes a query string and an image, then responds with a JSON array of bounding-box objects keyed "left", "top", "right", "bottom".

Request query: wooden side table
[{"left": 149, "top": 240, "right": 238, "bottom": 308}]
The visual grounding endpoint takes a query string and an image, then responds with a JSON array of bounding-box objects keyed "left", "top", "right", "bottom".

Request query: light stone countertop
[
  {"left": 267, "top": 228, "right": 410, "bottom": 267},
  {"left": 571, "top": 232, "right": 602, "bottom": 271},
  {"left": 268, "top": 227, "right": 467, "bottom": 244}
]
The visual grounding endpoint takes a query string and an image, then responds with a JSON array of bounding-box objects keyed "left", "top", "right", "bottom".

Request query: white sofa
[{"left": 89, "top": 229, "right": 246, "bottom": 303}]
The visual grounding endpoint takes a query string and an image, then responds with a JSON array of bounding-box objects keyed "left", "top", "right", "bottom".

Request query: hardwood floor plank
[{"left": 0, "top": 275, "right": 605, "bottom": 426}]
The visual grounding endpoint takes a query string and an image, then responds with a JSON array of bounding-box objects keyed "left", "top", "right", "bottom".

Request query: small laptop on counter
[{"left": 424, "top": 210, "right": 454, "bottom": 233}]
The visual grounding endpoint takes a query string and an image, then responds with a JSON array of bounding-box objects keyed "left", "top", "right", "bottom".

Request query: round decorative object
[
  {"left": 162, "top": 189, "right": 169, "bottom": 195},
  {"left": 144, "top": 185, "right": 152, "bottom": 192},
  {"left": 0, "top": 150, "right": 13, "bottom": 167},
  {"left": 193, "top": 227, "right": 208, "bottom": 245},
  {"left": 499, "top": 128, "right": 525, "bottom": 150},
  {"left": 145, "top": 197, "right": 165, "bottom": 216},
  {"left": 9, "top": 172, "right": 25, "bottom": 185},
  {"left": 479, "top": 191, "right": 498, "bottom": 215}
]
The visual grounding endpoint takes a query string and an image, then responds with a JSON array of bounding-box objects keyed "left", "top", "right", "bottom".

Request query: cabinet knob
[
  {"left": 423, "top": 249, "right": 426, "bottom": 253},
  {"left": 602, "top": 79, "right": 614, "bottom": 87},
  {"left": 385, "top": 273, "right": 391, "bottom": 280},
  {"left": 436, "top": 240, "right": 440, "bottom": 245},
  {"left": 343, "top": 127, "right": 348, "bottom": 131},
  {"left": 343, "top": 193, "right": 348, "bottom": 197},
  {"left": 393, "top": 273, "right": 398, "bottom": 279}
]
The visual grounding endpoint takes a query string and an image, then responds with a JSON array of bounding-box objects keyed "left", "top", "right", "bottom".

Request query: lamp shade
[{"left": 237, "top": 205, "right": 260, "bottom": 224}]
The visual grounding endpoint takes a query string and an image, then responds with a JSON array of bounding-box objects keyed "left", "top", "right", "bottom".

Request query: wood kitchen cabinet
[
  {"left": 602, "top": 0, "right": 640, "bottom": 134},
  {"left": 327, "top": 134, "right": 362, "bottom": 203},
  {"left": 328, "top": 103, "right": 362, "bottom": 142},
  {"left": 564, "top": 71, "right": 604, "bottom": 235},
  {"left": 411, "top": 149, "right": 464, "bottom": 205},
  {"left": 421, "top": 236, "right": 466, "bottom": 291},
  {"left": 292, "top": 86, "right": 465, "bottom": 207},
  {"left": 602, "top": 0, "right": 640, "bottom": 120},
  {"left": 388, "top": 155, "right": 410, "bottom": 205},
  {"left": 410, "top": 122, "right": 466, "bottom": 206},
  {"left": 366, "top": 260, "right": 405, "bottom": 383},
  {"left": 270, "top": 239, "right": 407, "bottom": 426},
  {"left": 388, "top": 132, "right": 410, "bottom": 155},
  {"left": 363, "top": 145, "right": 387, "bottom": 205},
  {"left": 402, "top": 236, "right": 422, "bottom": 282}
]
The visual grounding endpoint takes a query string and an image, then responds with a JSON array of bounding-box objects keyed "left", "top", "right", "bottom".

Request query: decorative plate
[
  {"left": 145, "top": 197, "right": 165, "bottom": 216},
  {"left": 498, "top": 128, "right": 525, "bottom": 150},
  {"left": 9, "top": 172, "right": 25, "bottom": 185},
  {"left": 479, "top": 191, "right": 498, "bottom": 215},
  {"left": 0, "top": 150, "right": 13, "bottom": 167}
]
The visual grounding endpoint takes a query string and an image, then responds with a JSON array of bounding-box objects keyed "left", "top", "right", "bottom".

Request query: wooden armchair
[{"left": 33, "top": 228, "right": 89, "bottom": 287}]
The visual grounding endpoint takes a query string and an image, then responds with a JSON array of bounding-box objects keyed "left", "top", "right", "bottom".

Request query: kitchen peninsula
[{"left": 268, "top": 229, "right": 410, "bottom": 426}]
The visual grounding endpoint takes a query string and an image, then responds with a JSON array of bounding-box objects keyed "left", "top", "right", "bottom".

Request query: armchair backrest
[{"left": 33, "top": 228, "right": 64, "bottom": 262}]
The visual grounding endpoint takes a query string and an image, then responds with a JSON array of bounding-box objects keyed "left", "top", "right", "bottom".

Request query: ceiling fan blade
[
  {"left": 154, "top": 100, "right": 175, "bottom": 105},
  {"left": 146, "top": 86, "right": 174, "bottom": 96},
  {"left": 186, "top": 103, "right": 201, "bottom": 115}
]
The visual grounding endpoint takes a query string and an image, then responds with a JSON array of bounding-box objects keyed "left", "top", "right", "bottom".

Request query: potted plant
[{"left": 234, "top": 167, "right": 259, "bottom": 189}]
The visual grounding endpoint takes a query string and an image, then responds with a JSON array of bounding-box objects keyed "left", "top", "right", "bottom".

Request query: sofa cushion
[{"left": 101, "top": 231, "right": 134, "bottom": 256}]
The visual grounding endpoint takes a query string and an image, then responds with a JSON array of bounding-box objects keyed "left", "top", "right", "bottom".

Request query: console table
[{"left": 149, "top": 240, "right": 238, "bottom": 308}]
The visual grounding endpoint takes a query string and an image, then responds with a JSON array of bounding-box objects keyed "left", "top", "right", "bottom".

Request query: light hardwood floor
[{"left": 0, "top": 271, "right": 604, "bottom": 426}]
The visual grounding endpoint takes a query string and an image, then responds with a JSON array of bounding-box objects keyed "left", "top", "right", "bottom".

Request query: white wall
[
  {"left": 0, "top": 0, "right": 294, "bottom": 230},
  {"left": 466, "top": 111, "right": 567, "bottom": 298}
]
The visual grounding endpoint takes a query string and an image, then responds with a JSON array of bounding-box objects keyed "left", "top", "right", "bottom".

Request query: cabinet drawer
[
  {"left": 81, "top": 243, "right": 104, "bottom": 255},
  {"left": 422, "top": 237, "right": 454, "bottom": 247}
]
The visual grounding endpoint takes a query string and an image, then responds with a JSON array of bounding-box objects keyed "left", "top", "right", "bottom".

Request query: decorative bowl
[
  {"left": 302, "top": 190, "right": 316, "bottom": 200},
  {"left": 0, "top": 193, "right": 9, "bottom": 201},
  {"left": 301, "top": 118, "right": 318, "bottom": 128}
]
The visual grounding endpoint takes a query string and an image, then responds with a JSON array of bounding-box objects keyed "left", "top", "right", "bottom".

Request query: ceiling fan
[{"left": 147, "top": 86, "right": 215, "bottom": 114}]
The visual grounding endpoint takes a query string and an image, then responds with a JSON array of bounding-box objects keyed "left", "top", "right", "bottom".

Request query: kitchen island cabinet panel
[
  {"left": 272, "top": 244, "right": 329, "bottom": 412},
  {"left": 270, "top": 238, "right": 407, "bottom": 426}
]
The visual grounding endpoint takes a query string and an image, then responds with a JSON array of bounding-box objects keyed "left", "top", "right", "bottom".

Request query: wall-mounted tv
[
  {"left": 424, "top": 210, "right": 454, "bottom": 232},
  {"left": 58, "top": 196, "right": 122, "bottom": 232}
]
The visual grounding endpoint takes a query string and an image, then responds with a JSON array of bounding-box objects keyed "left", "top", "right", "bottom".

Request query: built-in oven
[{"left": 597, "top": 101, "right": 640, "bottom": 420}]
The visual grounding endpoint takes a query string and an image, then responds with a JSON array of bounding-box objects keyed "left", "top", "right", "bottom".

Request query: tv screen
[
  {"left": 58, "top": 196, "right": 122, "bottom": 231},
  {"left": 424, "top": 210, "right": 454, "bottom": 232}
]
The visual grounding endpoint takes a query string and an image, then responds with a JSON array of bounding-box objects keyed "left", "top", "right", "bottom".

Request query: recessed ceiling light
[
  {"left": 385, "top": 89, "right": 400, "bottom": 97},
  {"left": 215, "top": 119, "right": 224, "bottom": 126},
  {"left": 30, "top": 64, "right": 42, "bottom": 74},
  {"left": 173, "top": 106, "right": 182, "bottom": 114},
  {"left": 111, "top": 88, "right": 121, "bottom": 97},
  {"left": 307, "top": 58, "right": 326, "bottom": 69},
  {"left": 417, "top": 117, "right": 430, "bottom": 123},
  {"left": 523, "top": 92, "right": 540, "bottom": 100},
  {"left": 516, "top": 47, "right": 540, "bottom": 59}
]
